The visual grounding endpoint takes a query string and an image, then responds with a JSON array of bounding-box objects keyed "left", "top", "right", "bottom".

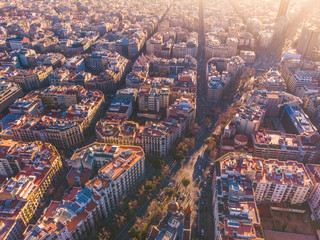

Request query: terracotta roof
[
  {"left": 235, "top": 134, "right": 248, "bottom": 143},
  {"left": 63, "top": 187, "right": 81, "bottom": 201},
  {"left": 85, "top": 200, "right": 97, "bottom": 212},
  {"left": 43, "top": 201, "right": 60, "bottom": 219},
  {"left": 67, "top": 210, "right": 89, "bottom": 232}
]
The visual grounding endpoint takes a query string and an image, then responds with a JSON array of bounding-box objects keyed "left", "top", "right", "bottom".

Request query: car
[
  {"left": 198, "top": 175, "right": 201, "bottom": 180},
  {"left": 201, "top": 229, "right": 205, "bottom": 236},
  {"left": 202, "top": 201, "right": 205, "bottom": 205},
  {"left": 204, "top": 175, "right": 207, "bottom": 180},
  {"left": 199, "top": 165, "right": 201, "bottom": 170},
  {"left": 202, "top": 169, "right": 204, "bottom": 173}
]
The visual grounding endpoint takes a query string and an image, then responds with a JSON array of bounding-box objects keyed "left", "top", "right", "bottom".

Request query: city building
[
  {"left": 96, "top": 119, "right": 142, "bottom": 146},
  {"left": 297, "top": 26, "right": 320, "bottom": 59},
  {"left": 258, "top": 30, "right": 274, "bottom": 48},
  {"left": 172, "top": 70, "right": 197, "bottom": 94},
  {"left": 167, "top": 97, "right": 196, "bottom": 128},
  {"left": 246, "top": 90, "right": 284, "bottom": 117},
  {"left": 10, "top": 86, "right": 104, "bottom": 148},
  {"left": 240, "top": 51, "right": 256, "bottom": 64},
  {"left": 142, "top": 121, "right": 182, "bottom": 157},
  {"left": 252, "top": 129, "right": 320, "bottom": 163},
  {"left": 206, "top": 59, "right": 232, "bottom": 103},
  {"left": 96, "top": 114, "right": 187, "bottom": 157},
  {"left": 205, "top": 36, "right": 238, "bottom": 59},
  {"left": 138, "top": 88, "right": 162, "bottom": 114},
  {"left": 0, "top": 82, "right": 23, "bottom": 113},
  {"left": 231, "top": 104, "right": 265, "bottom": 136},
  {"left": 24, "top": 188, "right": 100, "bottom": 240},
  {"left": 65, "top": 56, "right": 85, "bottom": 73},
  {"left": 106, "top": 98, "right": 133, "bottom": 119},
  {"left": 218, "top": 153, "right": 313, "bottom": 205},
  {"left": 72, "top": 142, "right": 145, "bottom": 207},
  {"left": 0, "top": 140, "right": 63, "bottom": 239},
  {"left": 25, "top": 143, "right": 145, "bottom": 240},
  {"left": 306, "top": 164, "right": 320, "bottom": 221},
  {"left": 12, "top": 66, "right": 53, "bottom": 92},
  {"left": 115, "top": 88, "right": 138, "bottom": 102},
  {"left": 280, "top": 105, "right": 317, "bottom": 135},
  {"left": 258, "top": 69, "right": 287, "bottom": 92},
  {"left": 148, "top": 200, "right": 192, "bottom": 240},
  {"left": 9, "top": 94, "right": 44, "bottom": 116},
  {"left": 286, "top": 69, "right": 316, "bottom": 95},
  {"left": 146, "top": 33, "right": 163, "bottom": 57},
  {"left": 48, "top": 68, "right": 70, "bottom": 86},
  {"left": 215, "top": 153, "right": 264, "bottom": 240}
]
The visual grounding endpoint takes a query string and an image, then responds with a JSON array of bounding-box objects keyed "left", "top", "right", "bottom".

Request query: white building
[
  {"left": 306, "top": 164, "right": 320, "bottom": 221},
  {"left": 258, "top": 30, "right": 274, "bottom": 48}
]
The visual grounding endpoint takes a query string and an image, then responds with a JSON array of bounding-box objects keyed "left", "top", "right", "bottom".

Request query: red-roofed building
[
  {"left": 0, "top": 140, "right": 63, "bottom": 240},
  {"left": 306, "top": 164, "right": 320, "bottom": 221},
  {"left": 24, "top": 186, "right": 103, "bottom": 240}
]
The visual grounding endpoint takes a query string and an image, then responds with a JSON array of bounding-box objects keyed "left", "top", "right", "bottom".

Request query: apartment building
[
  {"left": 207, "top": 79, "right": 223, "bottom": 104},
  {"left": 219, "top": 153, "right": 313, "bottom": 205},
  {"left": 172, "top": 70, "right": 197, "bottom": 94},
  {"left": 258, "top": 30, "right": 274, "bottom": 48},
  {"left": 141, "top": 122, "right": 174, "bottom": 157},
  {"left": 240, "top": 50, "right": 256, "bottom": 64},
  {"left": 146, "top": 33, "right": 163, "bottom": 57},
  {"left": 96, "top": 120, "right": 142, "bottom": 146},
  {"left": 258, "top": 70, "right": 287, "bottom": 92},
  {"left": 115, "top": 88, "right": 138, "bottom": 102},
  {"left": 253, "top": 159, "right": 312, "bottom": 204},
  {"left": 205, "top": 36, "right": 238, "bottom": 59},
  {"left": 138, "top": 88, "right": 161, "bottom": 113},
  {"left": 148, "top": 201, "right": 192, "bottom": 240},
  {"left": 12, "top": 115, "right": 84, "bottom": 148},
  {"left": 231, "top": 104, "right": 265, "bottom": 136},
  {"left": 10, "top": 86, "right": 104, "bottom": 148},
  {"left": 107, "top": 98, "right": 133, "bottom": 119},
  {"left": 24, "top": 188, "right": 100, "bottom": 240},
  {"left": 24, "top": 143, "right": 145, "bottom": 240},
  {"left": 48, "top": 68, "right": 70, "bottom": 86},
  {"left": 0, "top": 82, "right": 23, "bottom": 113},
  {"left": 0, "top": 140, "right": 63, "bottom": 240},
  {"left": 65, "top": 56, "right": 85, "bottom": 73},
  {"left": 12, "top": 66, "right": 53, "bottom": 92},
  {"left": 246, "top": 90, "right": 283, "bottom": 117},
  {"left": 306, "top": 164, "right": 320, "bottom": 221},
  {"left": 215, "top": 153, "right": 263, "bottom": 240},
  {"left": 96, "top": 114, "right": 187, "bottom": 157},
  {"left": 167, "top": 97, "right": 196, "bottom": 128},
  {"left": 280, "top": 105, "right": 317, "bottom": 135},
  {"left": 286, "top": 70, "right": 316, "bottom": 95},
  {"left": 252, "top": 129, "right": 320, "bottom": 163}
]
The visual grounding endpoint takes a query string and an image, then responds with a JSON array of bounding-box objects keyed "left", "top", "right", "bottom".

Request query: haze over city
[{"left": 0, "top": 0, "right": 320, "bottom": 239}]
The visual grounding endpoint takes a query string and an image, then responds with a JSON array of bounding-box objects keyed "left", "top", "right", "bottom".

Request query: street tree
[{"left": 182, "top": 178, "right": 191, "bottom": 189}]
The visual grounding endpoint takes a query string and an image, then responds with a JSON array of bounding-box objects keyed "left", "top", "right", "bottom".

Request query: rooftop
[
  {"left": 71, "top": 143, "right": 144, "bottom": 183},
  {"left": 253, "top": 129, "right": 301, "bottom": 150},
  {"left": 220, "top": 153, "right": 312, "bottom": 187},
  {"left": 283, "top": 105, "right": 317, "bottom": 135}
]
